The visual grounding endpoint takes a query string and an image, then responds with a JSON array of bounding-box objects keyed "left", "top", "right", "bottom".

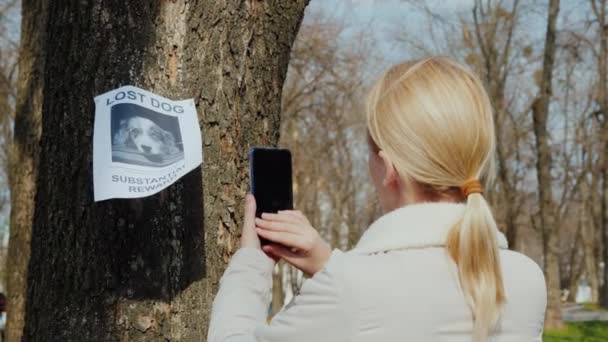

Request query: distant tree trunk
[
  {"left": 601, "top": 128, "right": 608, "bottom": 307},
  {"left": 18, "top": 1, "right": 308, "bottom": 340},
  {"left": 566, "top": 257, "right": 582, "bottom": 303},
  {"left": 601, "top": 138, "right": 608, "bottom": 307},
  {"left": 531, "top": 0, "right": 562, "bottom": 329},
  {"left": 580, "top": 179, "right": 600, "bottom": 303},
  {"left": 270, "top": 265, "right": 285, "bottom": 318},
  {"left": 5, "top": 0, "right": 47, "bottom": 340},
  {"left": 565, "top": 223, "right": 582, "bottom": 303},
  {"left": 592, "top": 0, "right": 608, "bottom": 309},
  {"left": 491, "top": 90, "right": 519, "bottom": 250}
]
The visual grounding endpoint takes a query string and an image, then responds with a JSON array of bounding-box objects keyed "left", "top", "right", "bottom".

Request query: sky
[
  {"left": 305, "top": 0, "right": 587, "bottom": 66},
  {"left": 305, "top": 0, "right": 513, "bottom": 66}
]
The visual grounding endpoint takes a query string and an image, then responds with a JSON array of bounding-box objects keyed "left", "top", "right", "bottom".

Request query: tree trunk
[
  {"left": 602, "top": 143, "right": 608, "bottom": 307},
  {"left": 566, "top": 223, "right": 582, "bottom": 303},
  {"left": 18, "top": 1, "right": 308, "bottom": 340},
  {"left": 531, "top": 0, "right": 562, "bottom": 329},
  {"left": 270, "top": 264, "right": 285, "bottom": 318},
  {"left": 5, "top": 0, "right": 48, "bottom": 340},
  {"left": 592, "top": 0, "right": 608, "bottom": 309},
  {"left": 491, "top": 90, "right": 519, "bottom": 251},
  {"left": 581, "top": 180, "right": 600, "bottom": 303}
]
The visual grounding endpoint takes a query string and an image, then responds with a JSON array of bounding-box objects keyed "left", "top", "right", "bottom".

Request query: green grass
[{"left": 543, "top": 321, "right": 608, "bottom": 341}]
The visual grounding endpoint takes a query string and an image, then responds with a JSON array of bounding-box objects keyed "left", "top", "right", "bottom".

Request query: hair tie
[{"left": 461, "top": 179, "right": 483, "bottom": 197}]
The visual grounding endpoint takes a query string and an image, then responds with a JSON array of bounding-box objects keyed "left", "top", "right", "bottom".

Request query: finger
[
  {"left": 278, "top": 210, "right": 308, "bottom": 223},
  {"left": 264, "top": 244, "right": 313, "bottom": 274},
  {"left": 260, "top": 212, "right": 301, "bottom": 225},
  {"left": 263, "top": 244, "right": 299, "bottom": 260},
  {"left": 243, "top": 194, "right": 256, "bottom": 231},
  {"left": 261, "top": 245, "right": 281, "bottom": 262},
  {"left": 256, "top": 228, "right": 302, "bottom": 248},
  {"left": 255, "top": 218, "right": 300, "bottom": 234}
]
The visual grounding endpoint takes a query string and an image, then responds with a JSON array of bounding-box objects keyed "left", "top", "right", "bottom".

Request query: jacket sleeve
[{"left": 207, "top": 247, "right": 355, "bottom": 342}]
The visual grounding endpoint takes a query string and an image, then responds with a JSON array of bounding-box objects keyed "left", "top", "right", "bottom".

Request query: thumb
[{"left": 243, "top": 194, "right": 256, "bottom": 231}]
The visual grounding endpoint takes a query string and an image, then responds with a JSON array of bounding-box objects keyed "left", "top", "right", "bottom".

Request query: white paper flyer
[{"left": 93, "top": 85, "right": 202, "bottom": 201}]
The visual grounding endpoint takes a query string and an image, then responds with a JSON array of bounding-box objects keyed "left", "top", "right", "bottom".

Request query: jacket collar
[{"left": 353, "top": 202, "right": 509, "bottom": 254}]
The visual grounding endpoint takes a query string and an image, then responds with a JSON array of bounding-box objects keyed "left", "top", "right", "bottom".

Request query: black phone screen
[{"left": 249, "top": 148, "right": 293, "bottom": 218}]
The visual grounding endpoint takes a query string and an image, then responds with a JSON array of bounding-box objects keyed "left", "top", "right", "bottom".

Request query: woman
[{"left": 208, "top": 57, "right": 547, "bottom": 341}]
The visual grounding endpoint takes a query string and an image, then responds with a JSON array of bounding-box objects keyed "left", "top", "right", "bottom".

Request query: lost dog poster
[{"left": 93, "top": 85, "right": 202, "bottom": 201}]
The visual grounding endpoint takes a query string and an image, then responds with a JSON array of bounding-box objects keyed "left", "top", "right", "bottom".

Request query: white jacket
[{"left": 208, "top": 202, "right": 547, "bottom": 341}]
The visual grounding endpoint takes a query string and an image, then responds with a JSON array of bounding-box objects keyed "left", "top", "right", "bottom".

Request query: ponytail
[{"left": 447, "top": 190, "right": 505, "bottom": 341}]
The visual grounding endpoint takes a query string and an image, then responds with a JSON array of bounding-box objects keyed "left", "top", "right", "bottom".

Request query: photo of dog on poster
[{"left": 111, "top": 103, "right": 184, "bottom": 167}]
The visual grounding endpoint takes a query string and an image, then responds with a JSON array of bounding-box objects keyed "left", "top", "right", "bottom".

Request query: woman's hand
[
  {"left": 240, "top": 194, "right": 262, "bottom": 250},
  {"left": 240, "top": 194, "right": 280, "bottom": 262},
  {"left": 255, "top": 210, "right": 332, "bottom": 276}
]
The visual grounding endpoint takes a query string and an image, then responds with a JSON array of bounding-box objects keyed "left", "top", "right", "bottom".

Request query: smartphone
[{"left": 249, "top": 147, "right": 294, "bottom": 244}]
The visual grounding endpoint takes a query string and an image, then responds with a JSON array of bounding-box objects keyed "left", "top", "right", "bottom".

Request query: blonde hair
[{"left": 366, "top": 57, "right": 505, "bottom": 341}]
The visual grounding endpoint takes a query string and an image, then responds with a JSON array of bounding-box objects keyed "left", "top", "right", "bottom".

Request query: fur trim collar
[{"left": 353, "top": 202, "right": 509, "bottom": 254}]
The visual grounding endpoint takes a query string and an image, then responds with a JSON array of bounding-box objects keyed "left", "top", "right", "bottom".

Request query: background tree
[
  {"left": 466, "top": 0, "right": 526, "bottom": 250},
  {"left": 7, "top": 0, "right": 309, "bottom": 340},
  {"left": 4, "top": 0, "right": 41, "bottom": 340},
  {"left": 552, "top": 38, "right": 598, "bottom": 303},
  {"left": 0, "top": 0, "right": 17, "bottom": 294},
  {"left": 588, "top": 0, "right": 608, "bottom": 308},
  {"left": 530, "top": 0, "right": 561, "bottom": 328},
  {"left": 275, "top": 9, "right": 380, "bottom": 304}
]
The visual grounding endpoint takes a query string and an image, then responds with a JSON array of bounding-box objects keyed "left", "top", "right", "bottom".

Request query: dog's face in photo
[{"left": 114, "top": 116, "right": 179, "bottom": 156}]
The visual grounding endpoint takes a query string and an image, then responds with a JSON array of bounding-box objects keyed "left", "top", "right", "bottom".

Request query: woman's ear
[{"left": 378, "top": 150, "right": 399, "bottom": 187}]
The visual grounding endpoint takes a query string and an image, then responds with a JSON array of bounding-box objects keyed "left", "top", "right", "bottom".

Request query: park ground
[{"left": 543, "top": 304, "right": 608, "bottom": 341}]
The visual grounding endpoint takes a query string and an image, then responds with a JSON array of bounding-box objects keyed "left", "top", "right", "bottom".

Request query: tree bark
[
  {"left": 5, "top": 0, "right": 47, "bottom": 340},
  {"left": 18, "top": 1, "right": 308, "bottom": 341},
  {"left": 531, "top": 0, "right": 562, "bottom": 329}
]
